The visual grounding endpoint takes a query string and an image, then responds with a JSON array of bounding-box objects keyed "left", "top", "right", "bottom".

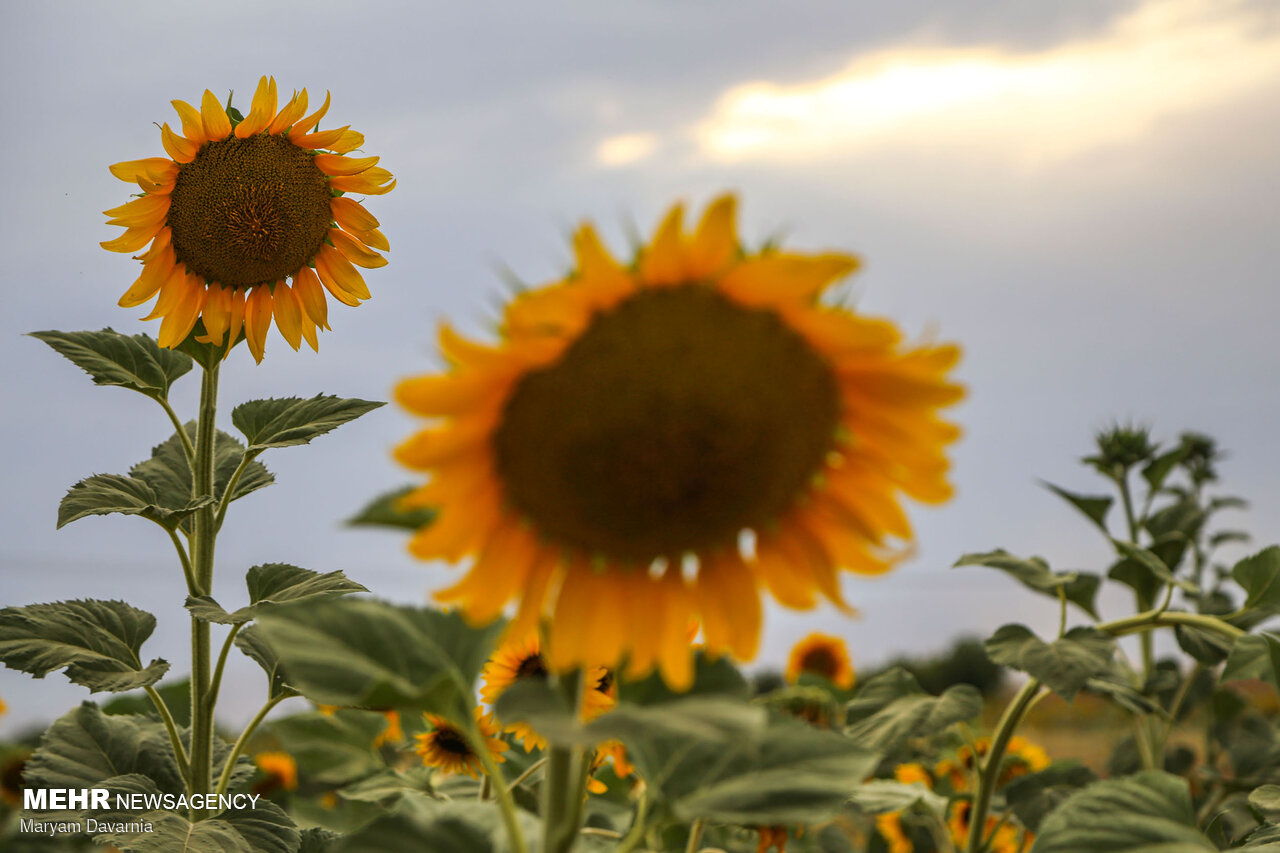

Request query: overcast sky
[{"left": 2, "top": 0, "right": 1278, "bottom": 734}]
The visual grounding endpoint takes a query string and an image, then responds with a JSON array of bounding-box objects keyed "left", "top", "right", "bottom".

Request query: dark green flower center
[
  {"left": 167, "top": 134, "right": 331, "bottom": 289},
  {"left": 494, "top": 286, "right": 840, "bottom": 564}
]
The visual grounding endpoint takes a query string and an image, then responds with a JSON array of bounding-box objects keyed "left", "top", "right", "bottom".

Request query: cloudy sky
[{"left": 2, "top": 0, "right": 1278, "bottom": 733}]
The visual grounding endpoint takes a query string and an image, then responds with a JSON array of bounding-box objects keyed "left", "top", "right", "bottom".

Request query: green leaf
[
  {"left": 1002, "top": 761, "right": 1097, "bottom": 832},
  {"left": 1146, "top": 500, "right": 1206, "bottom": 541},
  {"left": 299, "top": 828, "right": 342, "bottom": 853},
  {"left": 1041, "top": 481, "right": 1113, "bottom": 532},
  {"left": 1143, "top": 447, "right": 1187, "bottom": 492},
  {"left": 30, "top": 328, "right": 192, "bottom": 402},
  {"left": 1234, "top": 547, "right": 1280, "bottom": 614},
  {"left": 94, "top": 800, "right": 299, "bottom": 853},
  {"left": 1112, "top": 539, "right": 1176, "bottom": 585},
  {"left": 347, "top": 485, "right": 438, "bottom": 532},
  {"left": 255, "top": 599, "right": 503, "bottom": 715},
  {"left": 23, "top": 702, "right": 186, "bottom": 795},
  {"left": 1175, "top": 624, "right": 1234, "bottom": 666},
  {"left": 1032, "top": 770, "right": 1215, "bottom": 852},
  {"left": 58, "top": 473, "right": 213, "bottom": 531},
  {"left": 232, "top": 395, "right": 385, "bottom": 452},
  {"left": 337, "top": 766, "right": 436, "bottom": 806},
  {"left": 233, "top": 625, "right": 296, "bottom": 699},
  {"left": 953, "top": 550, "right": 1101, "bottom": 618},
  {"left": 652, "top": 714, "right": 881, "bottom": 825},
  {"left": 1223, "top": 633, "right": 1280, "bottom": 688},
  {"left": 1084, "top": 660, "right": 1164, "bottom": 716},
  {"left": 846, "top": 779, "right": 948, "bottom": 817},
  {"left": 843, "top": 667, "right": 982, "bottom": 751},
  {"left": 271, "top": 710, "right": 387, "bottom": 785},
  {"left": 103, "top": 678, "right": 192, "bottom": 727},
  {"left": 1247, "top": 784, "right": 1280, "bottom": 819},
  {"left": 187, "top": 563, "right": 367, "bottom": 624},
  {"left": 983, "top": 624, "right": 1114, "bottom": 701},
  {"left": 333, "top": 800, "right": 539, "bottom": 853},
  {"left": 0, "top": 600, "right": 169, "bottom": 692},
  {"left": 1108, "top": 556, "right": 1163, "bottom": 604}
]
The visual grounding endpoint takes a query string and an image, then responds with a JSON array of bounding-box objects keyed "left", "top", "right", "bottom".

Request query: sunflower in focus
[
  {"left": 785, "top": 632, "right": 856, "bottom": 689},
  {"left": 395, "top": 194, "right": 962, "bottom": 688},
  {"left": 414, "top": 708, "right": 508, "bottom": 779},
  {"left": 102, "top": 76, "right": 394, "bottom": 361}
]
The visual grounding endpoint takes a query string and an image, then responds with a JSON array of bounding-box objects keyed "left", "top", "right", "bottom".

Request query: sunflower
[
  {"left": 947, "top": 801, "right": 1024, "bottom": 853},
  {"left": 253, "top": 751, "right": 298, "bottom": 793},
  {"left": 876, "top": 812, "right": 914, "bottom": 853},
  {"left": 414, "top": 708, "right": 508, "bottom": 779},
  {"left": 395, "top": 194, "right": 962, "bottom": 688},
  {"left": 785, "top": 632, "right": 856, "bottom": 689},
  {"left": 102, "top": 76, "right": 394, "bottom": 361}
]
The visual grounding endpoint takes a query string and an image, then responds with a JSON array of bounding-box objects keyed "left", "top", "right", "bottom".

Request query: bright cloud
[{"left": 693, "top": 0, "right": 1280, "bottom": 168}]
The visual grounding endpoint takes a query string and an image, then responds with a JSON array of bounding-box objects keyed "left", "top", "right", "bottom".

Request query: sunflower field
[{"left": 3, "top": 70, "right": 1280, "bottom": 853}]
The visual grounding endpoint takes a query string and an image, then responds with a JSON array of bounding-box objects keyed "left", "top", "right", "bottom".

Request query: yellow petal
[
  {"left": 288, "top": 90, "right": 330, "bottom": 140},
  {"left": 328, "top": 228, "right": 387, "bottom": 268},
  {"left": 330, "top": 129, "right": 365, "bottom": 154},
  {"left": 160, "top": 123, "right": 199, "bottom": 164},
  {"left": 292, "top": 266, "right": 330, "bottom": 329},
  {"left": 200, "top": 89, "right": 232, "bottom": 141},
  {"left": 687, "top": 194, "right": 738, "bottom": 279},
  {"left": 198, "top": 284, "right": 233, "bottom": 345},
  {"left": 104, "top": 193, "right": 170, "bottom": 228},
  {"left": 109, "top": 158, "right": 174, "bottom": 184},
  {"left": 299, "top": 315, "right": 319, "bottom": 352},
  {"left": 272, "top": 281, "right": 304, "bottom": 351},
  {"left": 118, "top": 249, "right": 175, "bottom": 308},
  {"left": 293, "top": 125, "right": 350, "bottom": 150},
  {"left": 136, "top": 227, "right": 172, "bottom": 263},
  {"left": 141, "top": 265, "right": 190, "bottom": 321},
  {"left": 268, "top": 88, "right": 308, "bottom": 135},
  {"left": 244, "top": 285, "right": 273, "bottom": 362},
  {"left": 224, "top": 288, "right": 247, "bottom": 354},
  {"left": 721, "top": 253, "right": 860, "bottom": 307},
  {"left": 639, "top": 202, "right": 686, "bottom": 285},
  {"left": 170, "top": 100, "right": 206, "bottom": 146},
  {"left": 314, "top": 153, "right": 379, "bottom": 176},
  {"left": 331, "top": 196, "right": 381, "bottom": 232},
  {"left": 235, "top": 76, "right": 277, "bottom": 138},
  {"left": 315, "top": 244, "right": 371, "bottom": 300},
  {"left": 354, "top": 227, "right": 390, "bottom": 251},
  {"left": 101, "top": 223, "right": 162, "bottom": 253},
  {"left": 158, "top": 274, "right": 206, "bottom": 348},
  {"left": 328, "top": 167, "right": 395, "bottom": 195}
]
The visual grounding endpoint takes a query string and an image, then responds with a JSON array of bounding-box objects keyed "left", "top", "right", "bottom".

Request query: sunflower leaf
[
  {"left": 254, "top": 599, "right": 503, "bottom": 715},
  {"left": 1032, "top": 771, "right": 1214, "bottom": 852},
  {"left": 233, "top": 624, "right": 297, "bottom": 700},
  {"left": 347, "top": 485, "right": 438, "bottom": 532},
  {"left": 188, "top": 564, "right": 367, "bottom": 625},
  {"left": 232, "top": 395, "right": 385, "bottom": 453},
  {"left": 94, "top": 799, "right": 299, "bottom": 853},
  {"left": 952, "top": 549, "right": 1100, "bottom": 618},
  {"left": 1222, "top": 633, "right": 1280, "bottom": 687},
  {"left": 332, "top": 801, "right": 540, "bottom": 853},
  {"left": 29, "top": 328, "right": 192, "bottom": 402},
  {"left": 271, "top": 710, "right": 389, "bottom": 785},
  {"left": 1002, "top": 761, "right": 1098, "bottom": 833},
  {"left": 58, "top": 473, "right": 213, "bottom": 531},
  {"left": 983, "top": 624, "right": 1115, "bottom": 701},
  {"left": 1040, "top": 481, "right": 1113, "bottom": 533},
  {"left": 0, "top": 600, "right": 169, "bottom": 693},
  {"left": 846, "top": 779, "right": 949, "bottom": 817},
  {"left": 1233, "top": 546, "right": 1280, "bottom": 614},
  {"left": 843, "top": 668, "right": 982, "bottom": 751},
  {"left": 23, "top": 703, "right": 187, "bottom": 795}
]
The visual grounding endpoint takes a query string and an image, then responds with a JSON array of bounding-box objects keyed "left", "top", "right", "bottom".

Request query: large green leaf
[
  {"left": 271, "top": 709, "right": 387, "bottom": 785},
  {"left": 58, "top": 473, "right": 212, "bottom": 531},
  {"left": 347, "top": 485, "right": 438, "bottom": 532},
  {"left": 1222, "top": 633, "right": 1280, "bottom": 688},
  {"left": 953, "top": 550, "right": 1100, "bottom": 618},
  {"left": 333, "top": 800, "right": 538, "bottom": 853},
  {"left": 984, "top": 625, "right": 1114, "bottom": 701},
  {"left": 255, "top": 600, "right": 503, "bottom": 715},
  {"left": 187, "top": 563, "right": 367, "bottom": 624},
  {"left": 233, "top": 625, "right": 296, "bottom": 700},
  {"left": 1040, "top": 481, "right": 1113, "bottom": 533},
  {"left": 232, "top": 395, "right": 384, "bottom": 452},
  {"left": 0, "top": 600, "right": 168, "bottom": 692},
  {"left": 846, "top": 779, "right": 947, "bottom": 817},
  {"left": 22, "top": 702, "right": 185, "bottom": 795},
  {"left": 1031, "top": 771, "right": 1214, "bottom": 852},
  {"left": 30, "top": 328, "right": 192, "bottom": 402},
  {"left": 94, "top": 799, "right": 299, "bottom": 853},
  {"left": 1003, "top": 761, "right": 1097, "bottom": 832},
  {"left": 843, "top": 667, "right": 982, "bottom": 752},
  {"left": 1234, "top": 547, "right": 1280, "bottom": 614}
]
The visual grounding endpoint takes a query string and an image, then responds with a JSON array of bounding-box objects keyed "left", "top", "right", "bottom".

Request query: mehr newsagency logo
[{"left": 21, "top": 788, "right": 264, "bottom": 836}]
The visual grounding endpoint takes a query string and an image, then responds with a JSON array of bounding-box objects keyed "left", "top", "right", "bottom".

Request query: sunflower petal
[
  {"left": 101, "top": 223, "right": 162, "bottom": 254},
  {"left": 170, "top": 100, "right": 206, "bottom": 146},
  {"left": 109, "top": 157, "right": 175, "bottom": 184},
  {"left": 292, "top": 266, "right": 330, "bottom": 330},
  {"left": 200, "top": 89, "right": 232, "bottom": 141},
  {"left": 328, "top": 168, "right": 396, "bottom": 195},
  {"left": 315, "top": 244, "right": 371, "bottom": 300},
  {"left": 157, "top": 274, "right": 206, "bottom": 349},
  {"left": 118, "top": 249, "right": 175, "bottom": 308},
  {"left": 314, "top": 153, "right": 379, "bottom": 176},
  {"left": 235, "top": 76, "right": 277, "bottom": 138},
  {"left": 197, "top": 285, "right": 233, "bottom": 345},
  {"left": 160, "top": 123, "right": 199, "bottom": 164},
  {"left": 330, "top": 129, "right": 365, "bottom": 154},
  {"left": 687, "top": 194, "right": 738, "bottom": 279},
  {"left": 272, "top": 281, "right": 305, "bottom": 351},
  {"left": 639, "top": 202, "right": 686, "bottom": 285},
  {"left": 268, "top": 88, "right": 308, "bottom": 135},
  {"left": 104, "top": 193, "right": 170, "bottom": 228},
  {"left": 331, "top": 196, "right": 381, "bottom": 233},
  {"left": 294, "top": 125, "right": 351, "bottom": 151},
  {"left": 224, "top": 288, "right": 247, "bottom": 354},
  {"left": 244, "top": 285, "right": 273, "bottom": 363},
  {"left": 329, "top": 228, "right": 387, "bottom": 268},
  {"left": 289, "top": 90, "right": 330, "bottom": 140}
]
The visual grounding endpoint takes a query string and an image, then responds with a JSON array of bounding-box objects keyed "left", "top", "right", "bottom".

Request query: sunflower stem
[
  {"left": 543, "top": 669, "right": 586, "bottom": 853},
  {"left": 464, "top": 712, "right": 529, "bottom": 853},
  {"left": 189, "top": 361, "right": 220, "bottom": 814},
  {"left": 215, "top": 693, "right": 288, "bottom": 799},
  {"left": 966, "top": 679, "right": 1044, "bottom": 853}
]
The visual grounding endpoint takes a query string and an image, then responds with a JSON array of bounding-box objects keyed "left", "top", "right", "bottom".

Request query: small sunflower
[
  {"left": 785, "top": 632, "right": 856, "bottom": 689},
  {"left": 395, "top": 194, "right": 962, "bottom": 688},
  {"left": 102, "top": 76, "right": 394, "bottom": 361},
  {"left": 253, "top": 751, "right": 298, "bottom": 793},
  {"left": 947, "top": 801, "right": 1023, "bottom": 853},
  {"left": 372, "top": 710, "right": 404, "bottom": 748},
  {"left": 414, "top": 708, "right": 508, "bottom": 779},
  {"left": 876, "top": 812, "right": 914, "bottom": 853}
]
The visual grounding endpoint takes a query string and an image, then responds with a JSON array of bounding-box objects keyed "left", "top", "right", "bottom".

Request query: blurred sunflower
[
  {"left": 395, "top": 194, "right": 962, "bottom": 688},
  {"left": 785, "top": 632, "right": 856, "bottom": 689},
  {"left": 253, "top": 751, "right": 298, "bottom": 794},
  {"left": 102, "top": 76, "right": 393, "bottom": 361},
  {"left": 415, "top": 708, "right": 508, "bottom": 779}
]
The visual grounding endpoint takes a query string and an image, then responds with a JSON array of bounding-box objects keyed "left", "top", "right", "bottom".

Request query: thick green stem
[
  {"left": 543, "top": 670, "right": 586, "bottom": 853},
  {"left": 685, "top": 818, "right": 707, "bottom": 853},
  {"left": 214, "top": 693, "right": 288, "bottom": 798},
  {"left": 615, "top": 785, "right": 651, "bottom": 853},
  {"left": 189, "top": 362, "right": 220, "bottom": 811},
  {"left": 966, "top": 679, "right": 1044, "bottom": 853}
]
